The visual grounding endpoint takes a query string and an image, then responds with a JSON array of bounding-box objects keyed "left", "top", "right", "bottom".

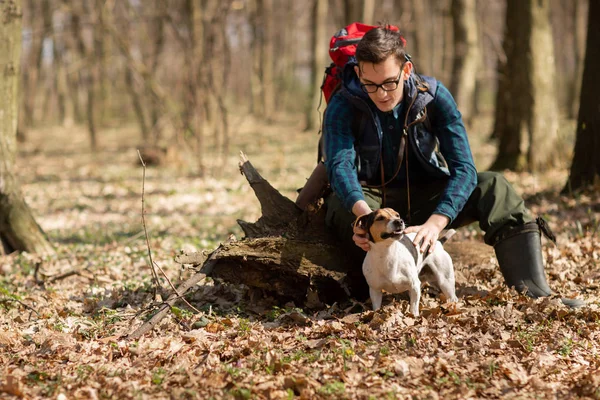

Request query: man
[{"left": 323, "top": 25, "right": 583, "bottom": 308}]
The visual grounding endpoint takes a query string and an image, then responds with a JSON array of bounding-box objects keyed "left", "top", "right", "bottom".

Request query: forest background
[{"left": 1, "top": 0, "right": 600, "bottom": 399}]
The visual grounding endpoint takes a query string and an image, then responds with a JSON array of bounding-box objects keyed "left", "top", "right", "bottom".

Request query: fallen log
[{"left": 174, "top": 153, "right": 367, "bottom": 307}]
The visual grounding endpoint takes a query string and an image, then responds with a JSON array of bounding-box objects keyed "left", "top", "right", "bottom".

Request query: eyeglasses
[{"left": 360, "top": 71, "right": 402, "bottom": 94}]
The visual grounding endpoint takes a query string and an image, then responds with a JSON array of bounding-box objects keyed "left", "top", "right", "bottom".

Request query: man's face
[{"left": 354, "top": 56, "right": 412, "bottom": 112}]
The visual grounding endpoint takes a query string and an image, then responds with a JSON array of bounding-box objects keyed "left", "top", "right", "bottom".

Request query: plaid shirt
[{"left": 324, "top": 76, "right": 477, "bottom": 223}]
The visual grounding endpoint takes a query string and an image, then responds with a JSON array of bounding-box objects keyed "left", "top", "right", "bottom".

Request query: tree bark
[
  {"left": 149, "top": 1, "right": 166, "bottom": 142},
  {"left": 343, "top": 0, "right": 363, "bottom": 23},
  {"left": 257, "top": 0, "right": 274, "bottom": 122},
  {"left": 450, "top": 0, "right": 479, "bottom": 126},
  {"left": 0, "top": 0, "right": 53, "bottom": 255},
  {"left": 20, "top": 0, "right": 44, "bottom": 134},
  {"left": 568, "top": 0, "right": 588, "bottom": 119},
  {"left": 70, "top": 1, "right": 98, "bottom": 151},
  {"left": 176, "top": 153, "right": 367, "bottom": 306},
  {"left": 564, "top": 0, "right": 600, "bottom": 192},
  {"left": 526, "top": 0, "right": 560, "bottom": 171},
  {"left": 50, "top": 4, "right": 68, "bottom": 126},
  {"left": 490, "top": 0, "right": 560, "bottom": 172},
  {"left": 411, "top": 0, "right": 432, "bottom": 75},
  {"left": 304, "top": 0, "right": 328, "bottom": 132}
]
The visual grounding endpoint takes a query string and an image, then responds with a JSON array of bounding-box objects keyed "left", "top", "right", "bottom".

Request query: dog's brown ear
[{"left": 353, "top": 213, "right": 371, "bottom": 231}]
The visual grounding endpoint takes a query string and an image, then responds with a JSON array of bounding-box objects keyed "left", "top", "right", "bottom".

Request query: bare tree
[
  {"left": 21, "top": 0, "right": 46, "bottom": 130},
  {"left": 410, "top": 0, "right": 433, "bottom": 75},
  {"left": 148, "top": 1, "right": 166, "bottom": 141},
  {"left": 305, "top": 0, "right": 329, "bottom": 132},
  {"left": 118, "top": 2, "right": 149, "bottom": 140},
  {"left": 569, "top": 0, "right": 588, "bottom": 119},
  {"left": 250, "top": 0, "right": 275, "bottom": 122},
  {"left": 69, "top": 0, "right": 99, "bottom": 150},
  {"left": 0, "top": 0, "right": 53, "bottom": 255},
  {"left": 343, "top": 0, "right": 362, "bottom": 23},
  {"left": 450, "top": 0, "right": 480, "bottom": 126},
  {"left": 491, "top": 0, "right": 560, "bottom": 172},
  {"left": 564, "top": 0, "right": 600, "bottom": 192}
]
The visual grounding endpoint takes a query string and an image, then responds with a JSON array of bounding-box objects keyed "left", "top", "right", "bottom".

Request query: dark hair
[{"left": 355, "top": 26, "right": 407, "bottom": 66}]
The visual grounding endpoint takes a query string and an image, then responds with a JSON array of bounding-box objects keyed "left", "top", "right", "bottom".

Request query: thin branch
[
  {"left": 47, "top": 270, "right": 81, "bottom": 283},
  {"left": 137, "top": 150, "right": 162, "bottom": 299},
  {"left": 0, "top": 297, "right": 40, "bottom": 317},
  {"left": 126, "top": 237, "right": 233, "bottom": 341},
  {"left": 153, "top": 260, "right": 201, "bottom": 313},
  {"left": 136, "top": 150, "right": 200, "bottom": 315}
]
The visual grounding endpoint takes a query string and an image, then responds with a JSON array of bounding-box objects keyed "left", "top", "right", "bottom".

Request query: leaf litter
[{"left": 1, "top": 120, "right": 599, "bottom": 399}]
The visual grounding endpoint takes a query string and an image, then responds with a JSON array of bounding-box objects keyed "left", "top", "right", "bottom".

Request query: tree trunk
[
  {"left": 125, "top": 68, "right": 149, "bottom": 139},
  {"left": 304, "top": 0, "right": 328, "bottom": 132},
  {"left": 450, "top": 0, "right": 479, "bottom": 126},
  {"left": 20, "top": 0, "right": 44, "bottom": 133},
  {"left": 70, "top": 1, "right": 98, "bottom": 151},
  {"left": 411, "top": 0, "right": 432, "bottom": 75},
  {"left": 490, "top": 0, "right": 559, "bottom": 172},
  {"left": 50, "top": 0, "right": 68, "bottom": 126},
  {"left": 526, "top": 0, "right": 560, "bottom": 171},
  {"left": 149, "top": 1, "right": 166, "bottom": 142},
  {"left": 177, "top": 154, "right": 369, "bottom": 306},
  {"left": 260, "top": 0, "right": 274, "bottom": 122},
  {"left": 249, "top": 0, "right": 262, "bottom": 116},
  {"left": 489, "top": 3, "right": 518, "bottom": 168},
  {"left": 343, "top": 0, "right": 363, "bottom": 23},
  {"left": 564, "top": 0, "right": 600, "bottom": 192},
  {"left": 94, "top": 0, "right": 109, "bottom": 126},
  {"left": 0, "top": 0, "right": 53, "bottom": 255},
  {"left": 361, "top": 0, "right": 375, "bottom": 23},
  {"left": 568, "top": 0, "right": 588, "bottom": 119}
]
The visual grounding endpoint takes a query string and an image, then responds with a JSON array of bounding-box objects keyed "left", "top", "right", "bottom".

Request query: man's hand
[
  {"left": 352, "top": 200, "right": 372, "bottom": 251},
  {"left": 353, "top": 223, "right": 371, "bottom": 251},
  {"left": 404, "top": 214, "right": 450, "bottom": 253}
]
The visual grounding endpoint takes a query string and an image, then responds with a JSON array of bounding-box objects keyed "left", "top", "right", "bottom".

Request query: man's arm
[
  {"left": 428, "top": 82, "right": 478, "bottom": 223},
  {"left": 405, "top": 82, "right": 477, "bottom": 253},
  {"left": 323, "top": 93, "right": 366, "bottom": 212}
]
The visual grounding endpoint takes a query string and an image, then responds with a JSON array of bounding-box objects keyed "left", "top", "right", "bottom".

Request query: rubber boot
[{"left": 493, "top": 221, "right": 585, "bottom": 308}]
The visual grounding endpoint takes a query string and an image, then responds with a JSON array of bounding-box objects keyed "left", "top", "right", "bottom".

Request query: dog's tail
[{"left": 438, "top": 229, "right": 456, "bottom": 245}]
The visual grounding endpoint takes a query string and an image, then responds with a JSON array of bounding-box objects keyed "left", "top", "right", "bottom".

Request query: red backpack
[{"left": 321, "top": 23, "right": 400, "bottom": 103}]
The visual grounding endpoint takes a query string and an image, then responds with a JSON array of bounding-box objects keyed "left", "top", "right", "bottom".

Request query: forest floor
[{"left": 1, "top": 114, "right": 599, "bottom": 399}]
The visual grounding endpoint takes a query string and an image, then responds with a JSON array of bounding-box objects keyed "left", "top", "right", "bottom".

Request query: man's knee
[
  {"left": 325, "top": 193, "right": 355, "bottom": 238},
  {"left": 475, "top": 171, "right": 532, "bottom": 244},
  {"left": 477, "top": 171, "right": 512, "bottom": 193}
]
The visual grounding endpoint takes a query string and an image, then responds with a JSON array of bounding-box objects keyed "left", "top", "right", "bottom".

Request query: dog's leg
[
  {"left": 408, "top": 279, "right": 421, "bottom": 317},
  {"left": 430, "top": 253, "right": 459, "bottom": 302},
  {"left": 408, "top": 282, "right": 421, "bottom": 317},
  {"left": 370, "top": 288, "right": 383, "bottom": 311}
]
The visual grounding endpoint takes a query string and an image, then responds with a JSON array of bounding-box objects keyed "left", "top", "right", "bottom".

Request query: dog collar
[{"left": 400, "top": 235, "right": 420, "bottom": 265}]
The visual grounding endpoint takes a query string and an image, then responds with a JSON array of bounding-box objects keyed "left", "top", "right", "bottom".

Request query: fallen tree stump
[
  {"left": 175, "top": 152, "right": 495, "bottom": 308},
  {"left": 174, "top": 152, "right": 367, "bottom": 307}
]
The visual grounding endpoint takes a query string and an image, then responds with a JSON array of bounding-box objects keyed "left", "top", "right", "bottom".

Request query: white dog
[{"left": 354, "top": 208, "right": 458, "bottom": 316}]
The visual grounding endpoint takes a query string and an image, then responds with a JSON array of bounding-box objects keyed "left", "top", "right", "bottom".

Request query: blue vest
[{"left": 340, "top": 64, "right": 450, "bottom": 186}]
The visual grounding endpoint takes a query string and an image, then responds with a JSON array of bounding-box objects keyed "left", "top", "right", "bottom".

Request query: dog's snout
[{"left": 393, "top": 219, "right": 405, "bottom": 231}]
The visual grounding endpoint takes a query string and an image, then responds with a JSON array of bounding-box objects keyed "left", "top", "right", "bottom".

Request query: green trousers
[{"left": 325, "top": 171, "right": 533, "bottom": 254}]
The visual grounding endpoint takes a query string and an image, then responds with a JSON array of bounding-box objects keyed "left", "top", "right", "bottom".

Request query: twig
[
  {"left": 0, "top": 297, "right": 40, "bottom": 317},
  {"left": 33, "top": 261, "right": 44, "bottom": 286},
  {"left": 153, "top": 260, "right": 201, "bottom": 313},
  {"left": 126, "top": 237, "right": 233, "bottom": 341},
  {"left": 47, "top": 270, "right": 81, "bottom": 283},
  {"left": 137, "top": 150, "right": 162, "bottom": 299}
]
